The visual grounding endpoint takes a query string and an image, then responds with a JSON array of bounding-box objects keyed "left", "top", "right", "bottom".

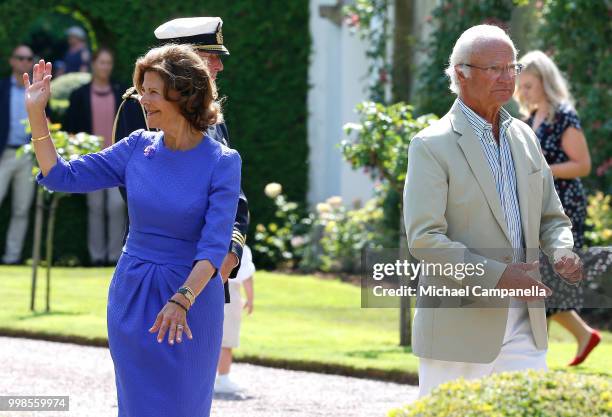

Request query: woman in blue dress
[{"left": 24, "top": 44, "right": 241, "bottom": 416}]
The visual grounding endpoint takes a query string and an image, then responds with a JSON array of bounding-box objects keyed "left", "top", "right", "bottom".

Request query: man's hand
[
  {"left": 496, "top": 261, "right": 552, "bottom": 302},
  {"left": 552, "top": 249, "right": 583, "bottom": 284},
  {"left": 220, "top": 252, "right": 240, "bottom": 283}
]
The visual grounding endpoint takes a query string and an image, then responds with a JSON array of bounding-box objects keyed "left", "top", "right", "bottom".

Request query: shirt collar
[{"left": 457, "top": 98, "right": 512, "bottom": 142}]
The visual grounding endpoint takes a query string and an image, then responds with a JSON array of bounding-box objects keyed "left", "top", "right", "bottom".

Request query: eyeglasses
[
  {"left": 12, "top": 55, "right": 34, "bottom": 62},
  {"left": 461, "top": 63, "right": 523, "bottom": 77}
]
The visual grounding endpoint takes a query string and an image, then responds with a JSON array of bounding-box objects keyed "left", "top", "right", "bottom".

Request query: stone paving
[{"left": 0, "top": 336, "right": 417, "bottom": 417}]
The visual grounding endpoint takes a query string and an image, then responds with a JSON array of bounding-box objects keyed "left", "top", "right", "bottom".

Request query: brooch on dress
[{"left": 143, "top": 145, "right": 156, "bottom": 159}]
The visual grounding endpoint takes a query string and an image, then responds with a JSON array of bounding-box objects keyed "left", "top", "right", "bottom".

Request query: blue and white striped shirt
[
  {"left": 457, "top": 99, "right": 524, "bottom": 261},
  {"left": 7, "top": 76, "right": 29, "bottom": 147}
]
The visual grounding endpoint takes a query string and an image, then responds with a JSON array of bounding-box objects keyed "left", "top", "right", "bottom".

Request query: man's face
[
  {"left": 9, "top": 46, "right": 34, "bottom": 75},
  {"left": 68, "top": 35, "right": 82, "bottom": 48},
  {"left": 197, "top": 51, "right": 224, "bottom": 81},
  {"left": 459, "top": 40, "right": 516, "bottom": 108}
]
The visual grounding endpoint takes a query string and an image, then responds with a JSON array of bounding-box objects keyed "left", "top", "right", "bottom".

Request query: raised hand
[{"left": 23, "top": 59, "right": 52, "bottom": 113}]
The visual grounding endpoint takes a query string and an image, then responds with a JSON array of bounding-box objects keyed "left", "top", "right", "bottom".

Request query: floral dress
[{"left": 527, "top": 104, "right": 587, "bottom": 315}]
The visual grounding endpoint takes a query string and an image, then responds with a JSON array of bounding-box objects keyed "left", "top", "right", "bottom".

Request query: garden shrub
[{"left": 389, "top": 370, "right": 612, "bottom": 417}]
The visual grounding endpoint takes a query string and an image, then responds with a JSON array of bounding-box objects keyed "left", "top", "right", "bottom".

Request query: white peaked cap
[{"left": 155, "top": 17, "right": 222, "bottom": 39}]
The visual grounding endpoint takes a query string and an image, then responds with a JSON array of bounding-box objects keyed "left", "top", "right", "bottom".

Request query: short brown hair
[{"left": 133, "top": 44, "right": 222, "bottom": 130}]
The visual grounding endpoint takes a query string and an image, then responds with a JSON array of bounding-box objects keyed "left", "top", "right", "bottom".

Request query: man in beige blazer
[{"left": 403, "top": 25, "right": 582, "bottom": 397}]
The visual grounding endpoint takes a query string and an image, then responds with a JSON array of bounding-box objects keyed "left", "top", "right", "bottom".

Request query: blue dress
[{"left": 37, "top": 129, "right": 242, "bottom": 417}]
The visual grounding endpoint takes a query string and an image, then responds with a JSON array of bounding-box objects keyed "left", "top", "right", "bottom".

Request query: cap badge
[{"left": 216, "top": 28, "right": 224, "bottom": 45}]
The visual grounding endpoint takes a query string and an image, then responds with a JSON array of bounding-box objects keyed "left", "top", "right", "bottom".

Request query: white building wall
[{"left": 307, "top": 0, "right": 376, "bottom": 208}]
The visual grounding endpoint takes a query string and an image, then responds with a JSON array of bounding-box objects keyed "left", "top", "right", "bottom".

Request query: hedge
[
  {"left": 389, "top": 370, "right": 612, "bottom": 417},
  {"left": 0, "top": 1, "right": 309, "bottom": 264}
]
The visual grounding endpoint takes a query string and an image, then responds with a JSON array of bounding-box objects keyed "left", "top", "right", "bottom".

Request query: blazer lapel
[
  {"left": 507, "top": 123, "right": 535, "bottom": 247},
  {"left": 450, "top": 102, "right": 512, "bottom": 244}
]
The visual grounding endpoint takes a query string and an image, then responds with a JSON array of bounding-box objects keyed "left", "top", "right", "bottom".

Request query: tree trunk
[
  {"left": 45, "top": 194, "right": 60, "bottom": 312},
  {"left": 399, "top": 212, "right": 411, "bottom": 346},
  {"left": 392, "top": 0, "right": 414, "bottom": 103},
  {"left": 30, "top": 187, "right": 44, "bottom": 312}
]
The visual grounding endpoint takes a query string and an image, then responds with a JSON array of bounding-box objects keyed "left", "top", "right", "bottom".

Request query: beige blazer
[{"left": 403, "top": 100, "right": 573, "bottom": 363}]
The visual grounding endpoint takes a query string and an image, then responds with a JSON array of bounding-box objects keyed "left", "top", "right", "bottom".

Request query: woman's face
[
  {"left": 92, "top": 51, "right": 113, "bottom": 81},
  {"left": 517, "top": 71, "right": 546, "bottom": 108},
  {"left": 140, "top": 71, "right": 182, "bottom": 130}
]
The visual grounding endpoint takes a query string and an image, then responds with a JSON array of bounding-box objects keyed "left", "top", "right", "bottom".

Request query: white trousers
[
  {"left": 0, "top": 149, "right": 35, "bottom": 263},
  {"left": 418, "top": 300, "right": 547, "bottom": 398},
  {"left": 87, "top": 187, "right": 126, "bottom": 263}
]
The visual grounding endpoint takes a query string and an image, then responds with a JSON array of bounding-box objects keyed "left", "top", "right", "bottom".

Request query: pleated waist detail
[{"left": 123, "top": 230, "right": 196, "bottom": 267}]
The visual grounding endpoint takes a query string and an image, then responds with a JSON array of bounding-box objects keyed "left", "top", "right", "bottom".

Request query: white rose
[
  {"left": 264, "top": 183, "right": 283, "bottom": 198},
  {"left": 291, "top": 236, "right": 305, "bottom": 248},
  {"left": 326, "top": 196, "right": 343, "bottom": 209},
  {"left": 316, "top": 203, "right": 331, "bottom": 214}
]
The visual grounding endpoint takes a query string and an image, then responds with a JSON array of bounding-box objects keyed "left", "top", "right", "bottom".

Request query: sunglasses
[{"left": 12, "top": 55, "right": 34, "bottom": 62}]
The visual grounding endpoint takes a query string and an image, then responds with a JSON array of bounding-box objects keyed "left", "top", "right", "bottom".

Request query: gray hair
[
  {"left": 516, "top": 50, "right": 574, "bottom": 119},
  {"left": 445, "top": 25, "right": 518, "bottom": 94}
]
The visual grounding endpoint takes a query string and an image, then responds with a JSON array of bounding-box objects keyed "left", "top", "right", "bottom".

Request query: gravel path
[{"left": 0, "top": 337, "right": 417, "bottom": 417}]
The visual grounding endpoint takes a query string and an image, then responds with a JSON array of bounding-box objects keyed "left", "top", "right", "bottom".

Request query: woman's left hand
[{"left": 149, "top": 296, "right": 193, "bottom": 345}]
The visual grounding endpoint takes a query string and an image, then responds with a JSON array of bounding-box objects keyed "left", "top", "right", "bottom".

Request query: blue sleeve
[
  {"left": 194, "top": 149, "right": 242, "bottom": 271},
  {"left": 36, "top": 129, "right": 143, "bottom": 193}
]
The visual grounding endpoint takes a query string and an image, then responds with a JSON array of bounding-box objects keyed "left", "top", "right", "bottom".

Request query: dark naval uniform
[{"left": 112, "top": 87, "right": 249, "bottom": 302}]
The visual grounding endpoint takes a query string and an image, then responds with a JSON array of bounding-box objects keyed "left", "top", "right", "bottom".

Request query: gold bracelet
[
  {"left": 177, "top": 286, "right": 195, "bottom": 306},
  {"left": 31, "top": 133, "right": 51, "bottom": 143}
]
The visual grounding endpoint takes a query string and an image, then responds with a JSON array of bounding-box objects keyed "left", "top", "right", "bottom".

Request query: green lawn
[{"left": 0, "top": 265, "right": 609, "bottom": 380}]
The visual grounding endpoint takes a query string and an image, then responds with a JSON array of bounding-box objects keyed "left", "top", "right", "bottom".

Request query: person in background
[
  {"left": 214, "top": 245, "right": 255, "bottom": 394},
  {"left": 57, "top": 26, "right": 90, "bottom": 75},
  {"left": 0, "top": 44, "right": 35, "bottom": 264},
  {"left": 64, "top": 47, "right": 125, "bottom": 266},
  {"left": 517, "top": 50, "right": 600, "bottom": 366}
]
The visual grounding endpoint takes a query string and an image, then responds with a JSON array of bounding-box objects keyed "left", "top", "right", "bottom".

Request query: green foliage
[
  {"left": 585, "top": 192, "right": 612, "bottom": 246},
  {"left": 536, "top": 0, "right": 612, "bottom": 192},
  {"left": 48, "top": 72, "right": 91, "bottom": 121},
  {"left": 342, "top": 101, "right": 437, "bottom": 195},
  {"left": 252, "top": 184, "right": 393, "bottom": 273},
  {"left": 0, "top": 0, "right": 309, "bottom": 263},
  {"left": 343, "top": 0, "right": 391, "bottom": 103},
  {"left": 389, "top": 370, "right": 612, "bottom": 417},
  {"left": 18, "top": 127, "right": 103, "bottom": 180},
  {"left": 317, "top": 195, "right": 393, "bottom": 273},
  {"left": 413, "top": 0, "right": 518, "bottom": 117},
  {"left": 253, "top": 183, "right": 313, "bottom": 270}
]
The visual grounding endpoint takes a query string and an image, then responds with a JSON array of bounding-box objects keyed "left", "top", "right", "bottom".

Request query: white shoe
[{"left": 214, "top": 375, "right": 242, "bottom": 394}]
